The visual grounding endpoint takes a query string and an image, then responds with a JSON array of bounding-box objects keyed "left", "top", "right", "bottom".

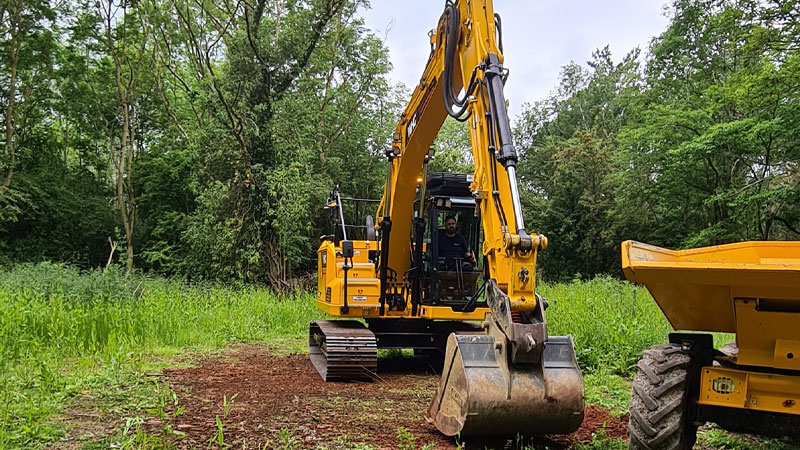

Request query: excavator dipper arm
[
  {"left": 377, "top": 0, "right": 542, "bottom": 313},
  {"left": 374, "top": 0, "right": 585, "bottom": 437}
]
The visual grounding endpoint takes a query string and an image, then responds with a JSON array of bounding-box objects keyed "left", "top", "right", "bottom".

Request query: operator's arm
[{"left": 457, "top": 234, "right": 475, "bottom": 263}]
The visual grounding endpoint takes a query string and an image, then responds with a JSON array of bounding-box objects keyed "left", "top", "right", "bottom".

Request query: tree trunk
[
  {"left": 102, "top": 0, "right": 142, "bottom": 273},
  {"left": 1, "top": 4, "right": 22, "bottom": 197}
]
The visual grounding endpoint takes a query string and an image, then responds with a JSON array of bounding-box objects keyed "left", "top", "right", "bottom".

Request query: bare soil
[{"left": 152, "top": 344, "right": 627, "bottom": 449}]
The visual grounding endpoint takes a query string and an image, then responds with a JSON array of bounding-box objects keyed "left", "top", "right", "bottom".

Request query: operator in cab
[{"left": 438, "top": 215, "right": 477, "bottom": 271}]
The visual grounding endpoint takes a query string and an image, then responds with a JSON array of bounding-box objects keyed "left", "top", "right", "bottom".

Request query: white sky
[{"left": 359, "top": 0, "right": 670, "bottom": 118}]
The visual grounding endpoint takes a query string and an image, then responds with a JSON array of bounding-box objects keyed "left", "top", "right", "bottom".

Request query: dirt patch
[
  {"left": 49, "top": 404, "right": 118, "bottom": 450},
  {"left": 155, "top": 344, "right": 628, "bottom": 449}
]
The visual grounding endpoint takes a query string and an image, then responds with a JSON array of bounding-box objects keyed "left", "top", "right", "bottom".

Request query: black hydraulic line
[
  {"left": 342, "top": 261, "right": 350, "bottom": 314},
  {"left": 462, "top": 273, "right": 489, "bottom": 312},
  {"left": 378, "top": 218, "right": 392, "bottom": 315},
  {"left": 341, "top": 241, "right": 354, "bottom": 315},
  {"left": 411, "top": 218, "right": 425, "bottom": 316},
  {"left": 494, "top": 13, "right": 504, "bottom": 54},
  {"left": 479, "top": 79, "right": 509, "bottom": 230},
  {"left": 485, "top": 54, "right": 529, "bottom": 236},
  {"left": 441, "top": 1, "right": 482, "bottom": 121}
]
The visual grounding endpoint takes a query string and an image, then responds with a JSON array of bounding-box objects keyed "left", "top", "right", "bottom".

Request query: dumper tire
[{"left": 629, "top": 344, "right": 698, "bottom": 450}]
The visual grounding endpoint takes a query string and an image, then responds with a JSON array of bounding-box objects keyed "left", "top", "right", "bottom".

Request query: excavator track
[{"left": 309, "top": 320, "right": 377, "bottom": 382}]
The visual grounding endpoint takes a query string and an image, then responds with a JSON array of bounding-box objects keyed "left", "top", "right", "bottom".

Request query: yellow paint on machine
[
  {"left": 622, "top": 240, "right": 800, "bottom": 416},
  {"left": 698, "top": 367, "right": 800, "bottom": 416},
  {"left": 316, "top": 238, "right": 490, "bottom": 320}
]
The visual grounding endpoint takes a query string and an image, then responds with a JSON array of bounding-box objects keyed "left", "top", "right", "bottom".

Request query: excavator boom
[{"left": 312, "top": 0, "right": 584, "bottom": 438}]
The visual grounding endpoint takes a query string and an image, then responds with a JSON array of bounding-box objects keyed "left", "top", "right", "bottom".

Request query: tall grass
[
  {"left": 0, "top": 264, "right": 679, "bottom": 447},
  {"left": 541, "top": 276, "right": 672, "bottom": 375},
  {"left": 0, "top": 263, "right": 323, "bottom": 362},
  {"left": 0, "top": 263, "right": 324, "bottom": 448}
]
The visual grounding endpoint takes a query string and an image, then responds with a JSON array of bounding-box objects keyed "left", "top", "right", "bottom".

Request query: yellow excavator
[{"left": 312, "top": 0, "right": 584, "bottom": 437}]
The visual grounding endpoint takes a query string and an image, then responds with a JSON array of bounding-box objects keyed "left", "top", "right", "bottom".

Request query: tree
[
  {"left": 429, "top": 117, "right": 473, "bottom": 173},
  {"left": 515, "top": 47, "right": 643, "bottom": 279},
  {"left": 97, "top": 0, "right": 152, "bottom": 272},
  {"left": 615, "top": 0, "right": 800, "bottom": 248},
  {"left": 0, "top": 0, "right": 56, "bottom": 222},
  {"left": 152, "top": 0, "right": 396, "bottom": 285}
]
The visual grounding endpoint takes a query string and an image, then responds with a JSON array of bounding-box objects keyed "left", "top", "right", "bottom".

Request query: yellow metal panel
[
  {"left": 698, "top": 367, "right": 800, "bottom": 416},
  {"left": 508, "top": 256, "right": 537, "bottom": 310},
  {"left": 735, "top": 299, "right": 800, "bottom": 370},
  {"left": 418, "top": 305, "right": 489, "bottom": 321},
  {"left": 621, "top": 240, "right": 800, "bottom": 332},
  {"left": 774, "top": 340, "right": 800, "bottom": 371},
  {"left": 698, "top": 367, "right": 748, "bottom": 409},
  {"left": 314, "top": 298, "right": 489, "bottom": 322}
]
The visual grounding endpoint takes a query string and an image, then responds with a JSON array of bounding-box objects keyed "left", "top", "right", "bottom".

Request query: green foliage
[
  {"left": 540, "top": 276, "right": 671, "bottom": 376},
  {"left": 0, "top": 263, "right": 324, "bottom": 447},
  {"left": 516, "top": 47, "right": 642, "bottom": 280},
  {"left": 699, "top": 428, "right": 798, "bottom": 450},
  {"left": 616, "top": 0, "right": 800, "bottom": 246},
  {"left": 583, "top": 371, "right": 631, "bottom": 415},
  {"left": 574, "top": 430, "right": 628, "bottom": 450},
  {"left": 396, "top": 427, "right": 416, "bottom": 450},
  {"left": 1, "top": 0, "right": 399, "bottom": 286},
  {"left": 515, "top": 1, "right": 800, "bottom": 280},
  {"left": 430, "top": 118, "right": 473, "bottom": 173},
  {"left": 272, "top": 428, "right": 301, "bottom": 450},
  {"left": 174, "top": 0, "right": 398, "bottom": 284}
]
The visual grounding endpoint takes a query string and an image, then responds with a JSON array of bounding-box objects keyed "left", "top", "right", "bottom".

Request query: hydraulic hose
[{"left": 442, "top": 0, "right": 480, "bottom": 121}]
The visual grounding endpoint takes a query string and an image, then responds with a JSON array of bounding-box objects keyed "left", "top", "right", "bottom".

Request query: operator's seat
[{"left": 438, "top": 257, "right": 476, "bottom": 272}]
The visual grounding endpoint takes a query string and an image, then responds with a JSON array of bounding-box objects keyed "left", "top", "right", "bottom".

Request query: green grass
[
  {"left": 698, "top": 428, "right": 799, "bottom": 450},
  {"left": 583, "top": 371, "right": 631, "bottom": 416},
  {"left": 541, "top": 276, "right": 672, "bottom": 376},
  {"left": 0, "top": 263, "right": 739, "bottom": 448},
  {"left": 0, "top": 262, "right": 325, "bottom": 448},
  {"left": 574, "top": 430, "right": 628, "bottom": 450}
]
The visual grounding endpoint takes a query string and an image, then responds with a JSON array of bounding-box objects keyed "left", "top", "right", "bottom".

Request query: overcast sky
[{"left": 358, "top": 1, "right": 670, "bottom": 118}]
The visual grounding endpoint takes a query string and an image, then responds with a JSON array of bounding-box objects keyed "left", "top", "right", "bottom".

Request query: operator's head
[{"left": 445, "top": 215, "right": 457, "bottom": 236}]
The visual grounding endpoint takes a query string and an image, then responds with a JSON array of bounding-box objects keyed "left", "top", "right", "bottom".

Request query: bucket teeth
[{"left": 309, "top": 320, "right": 378, "bottom": 382}]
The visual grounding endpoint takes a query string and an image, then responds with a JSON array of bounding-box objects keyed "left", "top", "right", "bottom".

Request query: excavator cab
[{"left": 418, "top": 172, "right": 483, "bottom": 311}]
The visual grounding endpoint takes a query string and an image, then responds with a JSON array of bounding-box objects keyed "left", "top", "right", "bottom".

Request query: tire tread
[{"left": 629, "top": 344, "right": 697, "bottom": 450}]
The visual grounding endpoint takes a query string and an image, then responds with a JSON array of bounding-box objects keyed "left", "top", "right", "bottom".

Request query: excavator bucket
[{"left": 426, "top": 282, "right": 584, "bottom": 437}]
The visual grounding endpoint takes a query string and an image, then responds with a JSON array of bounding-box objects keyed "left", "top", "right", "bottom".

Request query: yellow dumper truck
[{"left": 622, "top": 240, "right": 800, "bottom": 449}]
